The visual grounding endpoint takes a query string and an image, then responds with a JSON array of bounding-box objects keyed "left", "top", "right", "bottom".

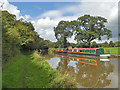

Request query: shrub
[
  {"left": 32, "top": 51, "right": 44, "bottom": 61},
  {"left": 48, "top": 48, "right": 55, "bottom": 55},
  {"left": 51, "top": 72, "right": 77, "bottom": 88}
]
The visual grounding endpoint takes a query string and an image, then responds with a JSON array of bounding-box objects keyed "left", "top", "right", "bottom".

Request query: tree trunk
[
  {"left": 88, "top": 41, "right": 91, "bottom": 48},
  {"left": 63, "top": 37, "right": 67, "bottom": 48}
]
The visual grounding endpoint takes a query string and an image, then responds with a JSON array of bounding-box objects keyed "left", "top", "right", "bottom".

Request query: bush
[
  {"left": 51, "top": 72, "right": 77, "bottom": 88},
  {"left": 32, "top": 51, "right": 45, "bottom": 61},
  {"left": 48, "top": 48, "right": 55, "bottom": 55}
]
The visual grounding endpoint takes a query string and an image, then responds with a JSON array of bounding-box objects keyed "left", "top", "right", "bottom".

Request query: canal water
[{"left": 47, "top": 53, "right": 118, "bottom": 88}]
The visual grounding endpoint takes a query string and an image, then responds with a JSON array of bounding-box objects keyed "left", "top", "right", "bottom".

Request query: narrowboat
[
  {"left": 55, "top": 48, "right": 68, "bottom": 53},
  {"left": 68, "top": 48, "right": 104, "bottom": 56}
]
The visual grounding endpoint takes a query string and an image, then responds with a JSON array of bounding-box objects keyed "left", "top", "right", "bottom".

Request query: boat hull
[
  {"left": 68, "top": 52, "right": 99, "bottom": 56},
  {"left": 55, "top": 51, "right": 68, "bottom": 53}
]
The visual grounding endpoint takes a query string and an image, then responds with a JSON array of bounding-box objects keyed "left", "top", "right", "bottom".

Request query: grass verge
[
  {"left": 2, "top": 55, "right": 26, "bottom": 88},
  {"left": 3, "top": 51, "right": 77, "bottom": 88},
  {"left": 104, "top": 47, "right": 120, "bottom": 55}
]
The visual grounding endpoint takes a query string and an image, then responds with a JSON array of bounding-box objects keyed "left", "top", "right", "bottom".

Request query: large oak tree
[{"left": 72, "top": 15, "right": 112, "bottom": 47}]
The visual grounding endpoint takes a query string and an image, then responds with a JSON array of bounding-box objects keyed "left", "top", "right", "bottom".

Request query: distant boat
[{"left": 55, "top": 48, "right": 68, "bottom": 53}]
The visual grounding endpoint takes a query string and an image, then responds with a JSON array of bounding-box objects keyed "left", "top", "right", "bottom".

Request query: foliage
[
  {"left": 73, "top": 15, "right": 112, "bottom": 47},
  {"left": 102, "top": 41, "right": 109, "bottom": 47},
  {"left": 91, "top": 41, "right": 98, "bottom": 48},
  {"left": 32, "top": 51, "right": 45, "bottom": 61},
  {"left": 109, "top": 41, "right": 115, "bottom": 47},
  {"left": 114, "top": 41, "right": 120, "bottom": 47},
  {"left": 48, "top": 48, "right": 55, "bottom": 55},
  {"left": 54, "top": 21, "right": 73, "bottom": 48},
  {"left": 54, "top": 15, "right": 112, "bottom": 48},
  {"left": 68, "top": 41, "right": 120, "bottom": 48},
  {"left": 26, "top": 53, "right": 58, "bottom": 88},
  {"left": 51, "top": 72, "right": 77, "bottom": 88},
  {"left": 2, "top": 11, "right": 55, "bottom": 63}
]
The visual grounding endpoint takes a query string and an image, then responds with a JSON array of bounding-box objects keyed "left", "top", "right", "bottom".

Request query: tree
[
  {"left": 114, "top": 41, "right": 120, "bottom": 47},
  {"left": 54, "top": 21, "right": 73, "bottom": 48},
  {"left": 2, "top": 11, "right": 52, "bottom": 63},
  {"left": 72, "top": 15, "right": 112, "bottom": 47},
  {"left": 92, "top": 41, "right": 98, "bottom": 48},
  {"left": 102, "top": 41, "right": 109, "bottom": 47},
  {"left": 109, "top": 41, "right": 114, "bottom": 47}
]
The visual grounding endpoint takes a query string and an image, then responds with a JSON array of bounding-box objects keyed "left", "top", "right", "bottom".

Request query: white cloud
[
  {"left": 24, "top": 15, "right": 31, "bottom": 20},
  {"left": 41, "top": 10, "right": 62, "bottom": 18},
  {"left": 32, "top": 17, "right": 58, "bottom": 41},
  {"left": 32, "top": 16, "right": 79, "bottom": 42},
  {"left": 0, "top": 0, "right": 31, "bottom": 20},
  {"left": 0, "top": 0, "right": 20, "bottom": 19}
]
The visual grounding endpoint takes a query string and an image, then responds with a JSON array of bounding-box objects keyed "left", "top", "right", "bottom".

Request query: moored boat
[
  {"left": 68, "top": 48, "right": 104, "bottom": 56},
  {"left": 55, "top": 48, "right": 112, "bottom": 58}
]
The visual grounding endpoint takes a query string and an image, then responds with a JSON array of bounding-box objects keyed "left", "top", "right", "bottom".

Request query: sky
[{"left": 0, "top": 0, "right": 119, "bottom": 43}]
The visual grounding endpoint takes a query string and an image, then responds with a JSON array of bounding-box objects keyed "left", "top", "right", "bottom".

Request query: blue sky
[
  {"left": 10, "top": 2, "right": 79, "bottom": 20},
  {"left": 1, "top": 0, "right": 118, "bottom": 43}
]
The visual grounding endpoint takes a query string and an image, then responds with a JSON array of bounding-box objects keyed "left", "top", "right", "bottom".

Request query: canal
[{"left": 47, "top": 53, "right": 118, "bottom": 88}]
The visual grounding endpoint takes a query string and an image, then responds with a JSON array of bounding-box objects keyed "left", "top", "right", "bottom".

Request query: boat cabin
[{"left": 68, "top": 48, "right": 104, "bottom": 55}]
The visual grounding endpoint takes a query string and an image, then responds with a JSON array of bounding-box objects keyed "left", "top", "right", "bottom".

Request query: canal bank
[{"left": 2, "top": 51, "right": 77, "bottom": 88}]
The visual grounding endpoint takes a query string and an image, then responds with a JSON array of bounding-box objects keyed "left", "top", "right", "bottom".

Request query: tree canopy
[
  {"left": 73, "top": 15, "right": 112, "bottom": 47},
  {"left": 54, "top": 15, "right": 112, "bottom": 48},
  {"left": 54, "top": 21, "right": 73, "bottom": 48},
  {"left": 2, "top": 11, "right": 55, "bottom": 63}
]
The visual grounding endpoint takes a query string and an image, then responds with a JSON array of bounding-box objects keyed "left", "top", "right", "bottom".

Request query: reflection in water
[
  {"left": 47, "top": 53, "right": 117, "bottom": 88},
  {"left": 69, "top": 56, "right": 98, "bottom": 66}
]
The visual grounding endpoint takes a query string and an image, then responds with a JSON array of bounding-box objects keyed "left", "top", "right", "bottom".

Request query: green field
[{"left": 104, "top": 47, "right": 120, "bottom": 55}]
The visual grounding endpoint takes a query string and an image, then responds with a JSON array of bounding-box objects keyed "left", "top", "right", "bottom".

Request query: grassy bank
[
  {"left": 3, "top": 51, "right": 77, "bottom": 88},
  {"left": 104, "top": 47, "right": 120, "bottom": 55},
  {"left": 3, "top": 55, "right": 27, "bottom": 88}
]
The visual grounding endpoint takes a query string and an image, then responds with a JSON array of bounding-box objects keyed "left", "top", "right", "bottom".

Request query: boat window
[
  {"left": 78, "top": 50, "right": 82, "bottom": 52},
  {"left": 75, "top": 58, "right": 77, "bottom": 60},
  {"left": 77, "top": 49, "right": 79, "bottom": 52},
  {"left": 74, "top": 49, "right": 77, "bottom": 52},
  {"left": 82, "top": 49, "right": 85, "bottom": 52},
  {"left": 90, "top": 50, "right": 91, "bottom": 53},
  {"left": 86, "top": 50, "right": 88, "bottom": 53},
  {"left": 88, "top": 50, "right": 90, "bottom": 52},
  {"left": 91, "top": 50, "right": 95, "bottom": 53}
]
